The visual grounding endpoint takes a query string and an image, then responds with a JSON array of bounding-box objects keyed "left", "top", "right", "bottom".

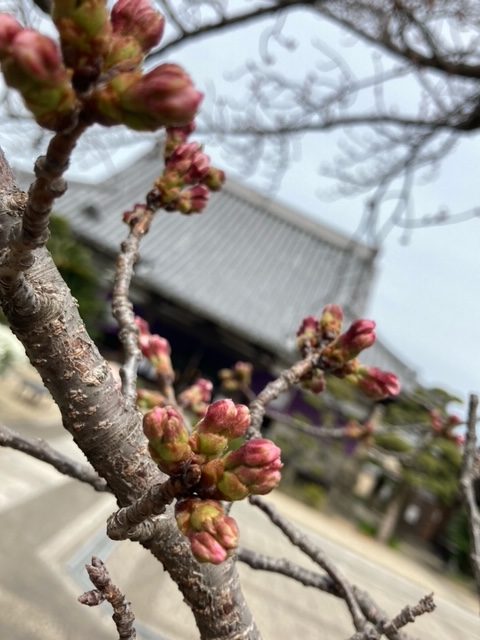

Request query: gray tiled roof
[{"left": 14, "top": 147, "right": 416, "bottom": 386}]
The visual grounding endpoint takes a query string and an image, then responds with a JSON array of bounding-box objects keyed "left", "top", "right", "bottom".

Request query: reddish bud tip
[
  {"left": 198, "top": 399, "right": 251, "bottom": 439},
  {"left": 354, "top": 366, "right": 400, "bottom": 400},
  {"left": 111, "top": 0, "right": 165, "bottom": 52}
]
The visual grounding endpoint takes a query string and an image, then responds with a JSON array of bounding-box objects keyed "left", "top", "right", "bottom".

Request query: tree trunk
[
  {"left": 376, "top": 483, "right": 409, "bottom": 544},
  {"left": 0, "top": 158, "right": 260, "bottom": 640}
]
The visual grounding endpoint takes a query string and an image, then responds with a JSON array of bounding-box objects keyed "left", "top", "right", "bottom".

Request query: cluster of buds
[
  {"left": 142, "top": 398, "right": 282, "bottom": 563},
  {"left": 296, "top": 305, "right": 400, "bottom": 401},
  {"left": 175, "top": 499, "right": 239, "bottom": 564},
  {"left": 135, "top": 316, "right": 174, "bottom": 383},
  {"left": 429, "top": 409, "right": 464, "bottom": 446},
  {"left": 178, "top": 378, "right": 213, "bottom": 417},
  {"left": 0, "top": 1, "right": 202, "bottom": 131},
  {"left": 0, "top": 15, "right": 78, "bottom": 130},
  {"left": 151, "top": 125, "right": 225, "bottom": 214},
  {"left": 296, "top": 304, "right": 344, "bottom": 354},
  {"left": 219, "top": 361, "right": 253, "bottom": 392}
]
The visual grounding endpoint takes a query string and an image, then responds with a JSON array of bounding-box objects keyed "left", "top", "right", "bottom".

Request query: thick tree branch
[
  {"left": 249, "top": 496, "right": 365, "bottom": 632},
  {"left": 0, "top": 423, "right": 109, "bottom": 492},
  {"left": 107, "top": 464, "right": 201, "bottom": 541},
  {"left": 79, "top": 556, "right": 136, "bottom": 640},
  {"left": 0, "top": 157, "right": 260, "bottom": 640},
  {"left": 460, "top": 393, "right": 480, "bottom": 601}
]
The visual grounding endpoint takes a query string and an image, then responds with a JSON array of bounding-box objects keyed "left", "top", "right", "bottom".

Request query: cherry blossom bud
[
  {"left": 189, "top": 532, "right": 228, "bottom": 564},
  {"left": 202, "top": 167, "right": 225, "bottom": 191},
  {"left": 319, "top": 304, "right": 344, "bottom": 340},
  {"left": 93, "top": 64, "right": 203, "bottom": 131},
  {"left": 143, "top": 406, "right": 193, "bottom": 475},
  {"left": 0, "top": 14, "right": 22, "bottom": 56},
  {"left": 111, "top": 0, "right": 165, "bottom": 52},
  {"left": 53, "top": 0, "right": 111, "bottom": 71},
  {"left": 178, "top": 378, "right": 213, "bottom": 417},
  {"left": 296, "top": 316, "right": 319, "bottom": 352},
  {"left": 177, "top": 185, "right": 210, "bottom": 214},
  {"left": 0, "top": 28, "right": 77, "bottom": 130},
  {"left": 447, "top": 415, "right": 462, "bottom": 428},
  {"left": 167, "top": 142, "right": 210, "bottom": 182},
  {"left": 135, "top": 323, "right": 174, "bottom": 381},
  {"left": 136, "top": 388, "right": 166, "bottom": 410},
  {"left": 322, "top": 319, "right": 376, "bottom": 367},
  {"left": 198, "top": 399, "right": 251, "bottom": 439},
  {"left": 301, "top": 370, "right": 326, "bottom": 394},
  {"left": 353, "top": 366, "right": 400, "bottom": 400},
  {"left": 219, "top": 361, "right": 253, "bottom": 392},
  {"left": 164, "top": 123, "right": 196, "bottom": 157},
  {"left": 217, "top": 439, "right": 282, "bottom": 500},
  {"left": 175, "top": 498, "right": 239, "bottom": 564},
  {"left": 104, "top": 33, "right": 143, "bottom": 71}
]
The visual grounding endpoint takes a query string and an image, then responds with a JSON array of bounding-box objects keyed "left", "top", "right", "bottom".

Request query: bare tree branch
[
  {"left": 249, "top": 495, "right": 365, "bottom": 632},
  {"left": 238, "top": 546, "right": 417, "bottom": 640},
  {"left": 0, "top": 423, "right": 109, "bottom": 492},
  {"left": 380, "top": 594, "right": 435, "bottom": 637},
  {"left": 112, "top": 207, "right": 154, "bottom": 406},
  {"left": 248, "top": 353, "right": 317, "bottom": 437},
  {"left": 460, "top": 393, "right": 480, "bottom": 602},
  {"left": 79, "top": 556, "right": 137, "bottom": 640},
  {"left": 106, "top": 464, "right": 201, "bottom": 541}
]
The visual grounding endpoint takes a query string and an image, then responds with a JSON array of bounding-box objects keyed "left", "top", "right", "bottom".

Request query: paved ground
[{"left": 1, "top": 368, "right": 479, "bottom": 639}]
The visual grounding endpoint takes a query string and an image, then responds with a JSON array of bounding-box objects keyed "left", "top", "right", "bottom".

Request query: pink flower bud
[
  {"left": 296, "top": 316, "right": 319, "bottom": 352},
  {"left": 301, "top": 370, "right": 326, "bottom": 394},
  {"left": 136, "top": 326, "right": 174, "bottom": 381},
  {"left": 447, "top": 415, "right": 462, "bottom": 428},
  {"left": 9, "top": 30, "right": 67, "bottom": 85},
  {"left": 219, "top": 361, "right": 253, "bottom": 391},
  {"left": 175, "top": 498, "right": 239, "bottom": 564},
  {"left": 178, "top": 185, "right": 210, "bottom": 214},
  {"left": 189, "top": 532, "right": 228, "bottom": 564},
  {"left": 103, "top": 64, "right": 202, "bottom": 131},
  {"left": 198, "top": 399, "right": 251, "bottom": 439},
  {"left": 134, "top": 315, "right": 150, "bottom": 335},
  {"left": 216, "top": 439, "right": 283, "bottom": 500},
  {"left": 225, "top": 439, "right": 281, "bottom": 470},
  {"left": 322, "top": 319, "right": 376, "bottom": 367},
  {"left": 136, "top": 388, "right": 166, "bottom": 410},
  {"left": 0, "top": 14, "right": 22, "bottom": 56},
  {"left": 111, "top": 0, "right": 165, "bottom": 52},
  {"left": 429, "top": 409, "right": 443, "bottom": 432},
  {"left": 167, "top": 142, "right": 211, "bottom": 182},
  {"left": 178, "top": 378, "right": 213, "bottom": 416},
  {"left": 353, "top": 366, "right": 400, "bottom": 400},
  {"left": 319, "top": 304, "right": 344, "bottom": 340},
  {"left": 143, "top": 406, "right": 193, "bottom": 474}
]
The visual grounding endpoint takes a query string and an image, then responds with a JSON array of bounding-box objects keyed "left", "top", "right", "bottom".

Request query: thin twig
[
  {"left": 248, "top": 354, "right": 317, "bottom": 437},
  {"left": 107, "top": 464, "right": 201, "bottom": 541},
  {"left": 0, "top": 423, "right": 108, "bottom": 492},
  {"left": 460, "top": 394, "right": 480, "bottom": 601},
  {"left": 79, "top": 556, "right": 136, "bottom": 640},
  {"left": 249, "top": 496, "right": 365, "bottom": 631},
  {"left": 112, "top": 208, "right": 154, "bottom": 406},
  {"left": 381, "top": 594, "right": 435, "bottom": 636}
]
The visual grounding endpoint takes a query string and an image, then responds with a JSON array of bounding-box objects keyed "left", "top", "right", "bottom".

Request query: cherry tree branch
[
  {"left": 248, "top": 353, "right": 318, "bottom": 437},
  {"left": 249, "top": 495, "right": 365, "bottom": 632},
  {"left": 0, "top": 423, "right": 109, "bottom": 492},
  {"left": 79, "top": 556, "right": 137, "bottom": 640},
  {"left": 460, "top": 393, "right": 480, "bottom": 601},
  {"left": 107, "top": 464, "right": 201, "bottom": 541},
  {"left": 112, "top": 208, "right": 154, "bottom": 406},
  {"left": 237, "top": 548, "right": 413, "bottom": 640}
]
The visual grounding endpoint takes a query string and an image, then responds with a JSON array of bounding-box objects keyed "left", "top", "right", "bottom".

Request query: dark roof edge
[{"left": 223, "top": 178, "right": 377, "bottom": 260}]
